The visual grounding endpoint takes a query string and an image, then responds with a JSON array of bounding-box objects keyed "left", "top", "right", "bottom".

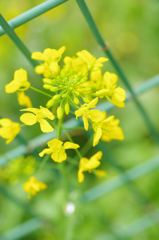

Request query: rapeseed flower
[
  {"left": 78, "top": 151, "right": 103, "bottom": 183},
  {"left": 92, "top": 112, "right": 124, "bottom": 146},
  {"left": 31, "top": 46, "right": 65, "bottom": 77},
  {"left": 0, "top": 118, "right": 21, "bottom": 144},
  {"left": 39, "top": 138, "right": 80, "bottom": 162},
  {"left": 20, "top": 106, "right": 54, "bottom": 133},
  {"left": 75, "top": 97, "right": 104, "bottom": 130},
  {"left": 103, "top": 71, "right": 126, "bottom": 107},
  {"left": 5, "top": 68, "right": 30, "bottom": 93},
  {"left": 17, "top": 91, "right": 32, "bottom": 107},
  {"left": 23, "top": 176, "right": 47, "bottom": 198},
  {"left": 76, "top": 50, "right": 108, "bottom": 72}
]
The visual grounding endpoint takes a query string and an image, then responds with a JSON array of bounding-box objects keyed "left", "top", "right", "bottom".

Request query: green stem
[
  {"left": 35, "top": 154, "right": 50, "bottom": 176},
  {"left": 30, "top": 86, "right": 53, "bottom": 98},
  {"left": 62, "top": 127, "right": 83, "bottom": 159},
  {"left": 57, "top": 118, "right": 63, "bottom": 140}
]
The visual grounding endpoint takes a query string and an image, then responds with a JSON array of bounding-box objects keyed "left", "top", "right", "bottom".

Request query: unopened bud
[
  {"left": 57, "top": 106, "right": 63, "bottom": 119},
  {"left": 74, "top": 91, "right": 80, "bottom": 96},
  {"left": 83, "top": 97, "right": 91, "bottom": 103},
  {"left": 50, "top": 86, "right": 59, "bottom": 92},
  {"left": 74, "top": 97, "right": 79, "bottom": 105},
  {"left": 46, "top": 99, "right": 55, "bottom": 108},
  {"left": 95, "top": 89, "right": 109, "bottom": 96},
  {"left": 43, "top": 84, "right": 51, "bottom": 90},
  {"left": 62, "top": 93, "right": 67, "bottom": 98},
  {"left": 43, "top": 78, "right": 52, "bottom": 84},
  {"left": 80, "top": 77, "right": 87, "bottom": 84},
  {"left": 65, "top": 103, "right": 70, "bottom": 115},
  {"left": 52, "top": 94, "right": 61, "bottom": 101}
]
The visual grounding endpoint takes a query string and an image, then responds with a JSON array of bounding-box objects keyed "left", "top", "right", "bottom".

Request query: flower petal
[
  {"left": 87, "top": 97, "right": 98, "bottom": 109},
  {"left": 93, "top": 128, "right": 102, "bottom": 147},
  {"left": 83, "top": 115, "right": 89, "bottom": 131},
  {"left": 39, "top": 148, "right": 53, "bottom": 157},
  {"left": 47, "top": 138, "right": 63, "bottom": 149},
  {"left": 40, "top": 107, "right": 54, "bottom": 120},
  {"left": 64, "top": 142, "right": 80, "bottom": 149},
  {"left": 78, "top": 169, "right": 85, "bottom": 183},
  {"left": 39, "top": 119, "right": 54, "bottom": 133},
  {"left": 20, "top": 113, "right": 37, "bottom": 125}
]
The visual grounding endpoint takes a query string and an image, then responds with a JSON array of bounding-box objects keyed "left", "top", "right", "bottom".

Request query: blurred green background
[{"left": 0, "top": 0, "right": 159, "bottom": 239}]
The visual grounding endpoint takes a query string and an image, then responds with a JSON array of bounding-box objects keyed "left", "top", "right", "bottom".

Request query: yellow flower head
[
  {"left": 103, "top": 72, "right": 126, "bottom": 108},
  {"left": 78, "top": 151, "right": 103, "bottom": 183},
  {"left": 17, "top": 91, "right": 32, "bottom": 107},
  {"left": 39, "top": 138, "right": 80, "bottom": 163},
  {"left": 20, "top": 106, "right": 54, "bottom": 133},
  {"left": 76, "top": 50, "right": 108, "bottom": 72},
  {"left": 5, "top": 68, "right": 30, "bottom": 93},
  {"left": 92, "top": 112, "right": 124, "bottom": 146},
  {"left": 75, "top": 97, "right": 105, "bottom": 131},
  {"left": 0, "top": 118, "right": 21, "bottom": 144},
  {"left": 31, "top": 46, "right": 65, "bottom": 77},
  {"left": 23, "top": 176, "right": 47, "bottom": 198}
]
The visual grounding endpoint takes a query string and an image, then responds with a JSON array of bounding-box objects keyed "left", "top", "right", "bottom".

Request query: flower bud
[
  {"left": 50, "top": 86, "right": 59, "bottom": 92},
  {"left": 65, "top": 103, "right": 70, "bottom": 115},
  {"left": 83, "top": 97, "right": 91, "bottom": 103},
  {"left": 52, "top": 94, "right": 61, "bottom": 101},
  {"left": 46, "top": 99, "right": 55, "bottom": 108},
  {"left": 74, "top": 97, "right": 79, "bottom": 105},
  {"left": 74, "top": 91, "right": 80, "bottom": 96},
  {"left": 57, "top": 106, "right": 63, "bottom": 119},
  {"left": 95, "top": 89, "right": 109, "bottom": 97},
  {"left": 43, "top": 84, "right": 51, "bottom": 90},
  {"left": 43, "top": 78, "right": 52, "bottom": 84},
  {"left": 62, "top": 93, "right": 67, "bottom": 98}
]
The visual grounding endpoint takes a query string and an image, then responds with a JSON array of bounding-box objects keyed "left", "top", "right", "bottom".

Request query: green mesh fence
[{"left": 0, "top": 0, "right": 159, "bottom": 239}]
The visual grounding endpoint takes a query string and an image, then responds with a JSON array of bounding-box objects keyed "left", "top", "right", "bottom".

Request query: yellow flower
[
  {"left": 39, "top": 138, "right": 80, "bottom": 163},
  {"left": 31, "top": 47, "right": 65, "bottom": 77},
  {"left": 31, "top": 46, "right": 66, "bottom": 62},
  {"left": 103, "top": 71, "right": 126, "bottom": 108},
  {"left": 20, "top": 106, "right": 54, "bottom": 133},
  {"left": 0, "top": 118, "right": 21, "bottom": 144},
  {"left": 75, "top": 97, "right": 105, "bottom": 131},
  {"left": 78, "top": 151, "right": 103, "bottom": 183},
  {"left": 23, "top": 176, "right": 47, "bottom": 198},
  {"left": 17, "top": 91, "right": 32, "bottom": 107},
  {"left": 63, "top": 56, "right": 87, "bottom": 75},
  {"left": 92, "top": 112, "right": 124, "bottom": 146},
  {"left": 76, "top": 50, "right": 108, "bottom": 71},
  {"left": 5, "top": 68, "right": 30, "bottom": 93}
]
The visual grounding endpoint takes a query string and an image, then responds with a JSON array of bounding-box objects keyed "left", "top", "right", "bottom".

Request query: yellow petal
[
  {"left": 113, "top": 87, "right": 126, "bottom": 102},
  {"left": 51, "top": 149, "right": 67, "bottom": 162},
  {"left": 64, "top": 142, "right": 80, "bottom": 149},
  {"left": 87, "top": 97, "right": 98, "bottom": 109},
  {"left": 20, "top": 108, "right": 38, "bottom": 114},
  {"left": 89, "top": 110, "right": 105, "bottom": 122},
  {"left": 35, "top": 64, "right": 45, "bottom": 74},
  {"left": 39, "top": 119, "right": 54, "bottom": 133},
  {"left": 95, "top": 170, "right": 107, "bottom": 178},
  {"left": 39, "top": 148, "right": 53, "bottom": 157},
  {"left": 93, "top": 128, "right": 102, "bottom": 147},
  {"left": 40, "top": 107, "right": 54, "bottom": 120},
  {"left": 47, "top": 138, "right": 63, "bottom": 149},
  {"left": 78, "top": 169, "right": 85, "bottom": 183},
  {"left": 17, "top": 92, "right": 32, "bottom": 107},
  {"left": 14, "top": 68, "right": 27, "bottom": 82},
  {"left": 75, "top": 108, "right": 86, "bottom": 118},
  {"left": 83, "top": 115, "right": 89, "bottom": 131},
  {"left": 31, "top": 52, "right": 44, "bottom": 60},
  {"left": 0, "top": 118, "right": 12, "bottom": 127},
  {"left": 20, "top": 113, "right": 37, "bottom": 125},
  {"left": 5, "top": 80, "right": 19, "bottom": 93}
]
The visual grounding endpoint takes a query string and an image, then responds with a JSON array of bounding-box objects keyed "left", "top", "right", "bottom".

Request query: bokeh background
[{"left": 0, "top": 0, "right": 159, "bottom": 239}]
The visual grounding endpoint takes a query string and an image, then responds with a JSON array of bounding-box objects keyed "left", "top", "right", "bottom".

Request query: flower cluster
[{"left": 1, "top": 47, "right": 126, "bottom": 197}]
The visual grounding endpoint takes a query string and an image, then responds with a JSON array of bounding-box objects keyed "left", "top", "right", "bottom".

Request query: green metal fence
[{"left": 0, "top": 0, "right": 159, "bottom": 239}]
